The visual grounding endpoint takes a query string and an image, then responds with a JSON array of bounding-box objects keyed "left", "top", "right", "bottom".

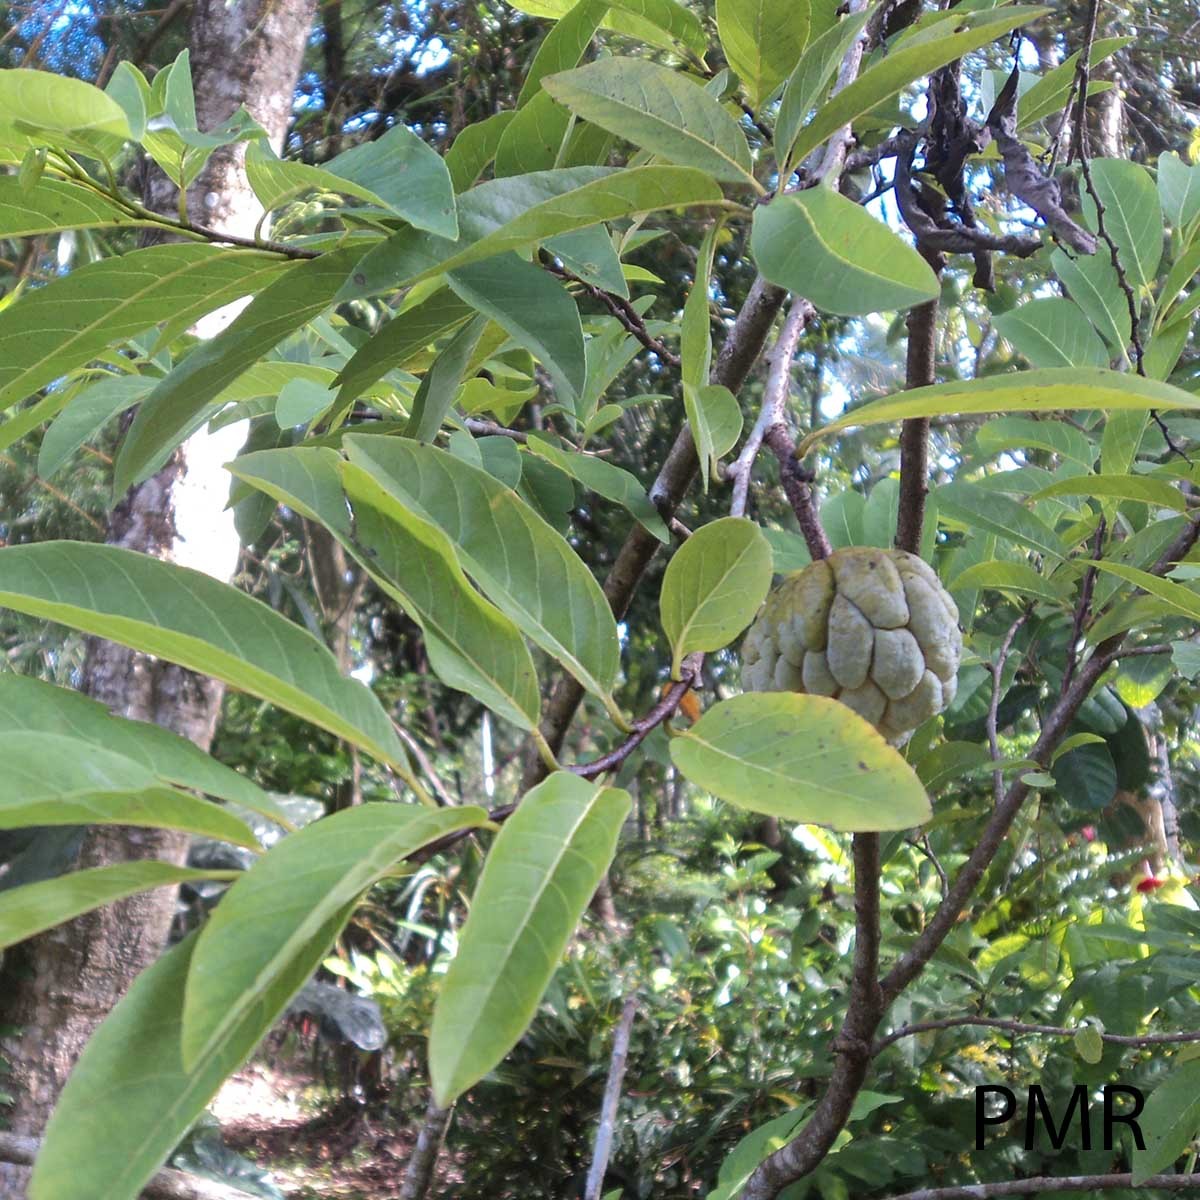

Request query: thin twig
[
  {"left": 1061, "top": 519, "right": 1105, "bottom": 696},
  {"left": 726, "top": 299, "right": 815, "bottom": 518},
  {"left": 877, "top": 1174, "right": 1200, "bottom": 1200},
  {"left": 584, "top": 995, "right": 639, "bottom": 1200},
  {"left": 875, "top": 1015, "right": 1200, "bottom": 1055},
  {"left": 399, "top": 1095, "right": 453, "bottom": 1200},
  {"left": 763, "top": 424, "right": 832, "bottom": 561},
  {"left": 987, "top": 611, "right": 1031, "bottom": 804},
  {"left": 548, "top": 261, "right": 680, "bottom": 367}
]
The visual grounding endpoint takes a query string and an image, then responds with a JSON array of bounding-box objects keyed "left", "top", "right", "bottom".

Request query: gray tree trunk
[{"left": 0, "top": 1, "right": 317, "bottom": 1185}]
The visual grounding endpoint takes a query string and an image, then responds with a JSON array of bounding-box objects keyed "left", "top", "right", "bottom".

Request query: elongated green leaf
[
  {"left": 994, "top": 298, "right": 1110, "bottom": 368},
  {"left": 717, "top": 0, "right": 811, "bottom": 108},
  {"left": 326, "top": 124, "right": 458, "bottom": 238},
  {"left": 0, "top": 674, "right": 275, "bottom": 817},
  {"left": 1051, "top": 247, "right": 1130, "bottom": 354},
  {"left": 0, "top": 177, "right": 148, "bottom": 236},
  {"left": 775, "top": 8, "right": 872, "bottom": 173},
  {"left": 752, "top": 186, "right": 940, "bottom": 315},
  {"left": 31, "top": 912, "right": 350, "bottom": 1200},
  {"left": 0, "top": 732, "right": 257, "bottom": 846},
  {"left": 494, "top": 91, "right": 571, "bottom": 177},
  {"left": 335, "top": 288, "right": 474, "bottom": 406},
  {"left": 785, "top": 6, "right": 1048, "bottom": 170},
  {"left": 1081, "top": 160, "right": 1162, "bottom": 291},
  {"left": 684, "top": 383, "right": 744, "bottom": 491},
  {"left": 605, "top": 0, "right": 706, "bottom": 54},
  {"left": 38, "top": 374, "right": 155, "bottom": 477},
  {"left": 709, "top": 1107, "right": 813, "bottom": 1200},
  {"left": 1131, "top": 1060, "right": 1200, "bottom": 1184},
  {"left": 0, "top": 542, "right": 407, "bottom": 767},
  {"left": 405, "top": 314, "right": 488, "bottom": 443},
  {"left": 245, "top": 140, "right": 391, "bottom": 214},
  {"left": 229, "top": 445, "right": 544, "bottom": 730},
  {"left": 526, "top": 433, "right": 668, "bottom": 542},
  {"left": 936, "top": 480, "right": 1065, "bottom": 560},
  {"left": 800, "top": 368, "right": 1200, "bottom": 454},
  {"left": 0, "top": 862, "right": 228, "bottom": 951},
  {"left": 1084, "top": 559, "right": 1200, "bottom": 623},
  {"left": 0, "top": 68, "right": 130, "bottom": 157},
  {"left": 115, "top": 247, "right": 361, "bottom": 493},
  {"left": 445, "top": 110, "right": 517, "bottom": 192},
  {"left": 342, "top": 166, "right": 723, "bottom": 298},
  {"left": 949, "top": 561, "right": 1069, "bottom": 604},
  {"left": 670, "top": 692, "right": 931, "bottom": 830},
  {"left": 1158, "top": 151, "right": 1200, "bottom": 233},
  {"left": 546, "top": 224, "right": 628, "bottom": 297},
  {"left": 974, "top": 416, "right": 1095, "bottom": 466},
  {"left": 0, "top": 243, "right": 286, "bottom": 413},
  {"left": 518, "top": 0, "right": 607, "bottom": 105},
  {"left": 680, "top": 220, "right": 722, "bottom": 485},
  {"left": 543, "top": 59, "right": 757, "bottom": 186},
  {"left": 1034, "top": 473, "right": 1188, "bottom": 511},
  {"left": 660, "top": 517, "right": 772, "bottom": 677},
  {"left": 1016, "top": 36, "right": 1128, "bottom": 129},
  {"left": 430, "top": 772, "right": 630, "bottom": 1104},
  {"left": 183, "top": 802, "right": 483, "bottom": 1070},
  {"left": 345, "top": 436, "right": 621, "bottom": 698},
  {"left": 449, "top": 253, "right": 586, "bottom": 403}
]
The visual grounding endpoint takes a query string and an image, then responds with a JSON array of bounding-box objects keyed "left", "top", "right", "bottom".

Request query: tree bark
[{"left": 0, "top": 0, "right": 317, "bottom": 1179}]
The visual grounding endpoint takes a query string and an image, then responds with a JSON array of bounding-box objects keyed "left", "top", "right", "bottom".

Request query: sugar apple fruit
[{"left": 741, "top": 547, "right": 962, "bottom": 744}]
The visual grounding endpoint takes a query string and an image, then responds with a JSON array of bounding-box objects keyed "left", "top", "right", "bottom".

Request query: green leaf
[
  {"left": 445, "top": 111, "right": 517, "bottom": 192},
  {"left": 800, "top": 368, "right": 1200, "bottom": 455},
  {"left": 1081, "top": 160, "right": 1162, "bottom": 291},
  {"left": 547, "top": 224, "right": 629, "bottom": 297},
  {"left": 684, "top": 383, "right": 744, "bottom": 490},
  {"left": 334, "top": 288, "right": 474, "bottom": 406},
  {"left": 783, "top": 7, "right": 1049, "bottom": 172},
  {"left": 709, "top": 1106, "right": 814, "bottom": 1200},
  {"left": 342, "top": 166, "right": 723, "bottom": 298},
  {"left": 949, "top": 560, "right": 1069, "bottom": 604},
  {"left": 0, "top": 674, "right": 275, "bottom": 817},
  {"left": 1100, "top": 409, "right": 1148, "bottom": 477},
  {"left": 345, "top": 436, "right": 621, "bottom": 699},
  {"left": 405, "top": 314, "right": 488, "bottom": 443},
  {"left": 1158, "top": 151, "right": 1200, "bottom": 233},
  {"left": 30, "top": 914, "right": 350, "bottom": 1200},
  {"left": 936, "top": 480, "right": 1066, "bottom": 560},
  {"left": 526, "top": 434, "right": 668, "bottom": 542},
  {"left": 324, "top": 124, "right": 458, "bottom": 238},
  {"left": 604, "top": 0, "right": 707, "bottom": 54},
  {"left": 543, "top": 59, "right": 757, "bottom": 187},
  {"left": 1083, "top": 559, "right": 1200, "bottom": 623},
  {"left": 0, "top": 733, "right": 258, "bottom": 847},
  {"left": 1034, "top": 473, "right": 1187, "bottom": 511},
  {"left": 495, "top": 91, "right": 571, "bottom": 176},
  {"left": 0, "top": 541, "right": 407, "bottom": 768},
  {"left": 448, "top": 253, "right": 586, "bottom": 403},
  {"left": 660, "top": 517, "right": 772, "bottom": 678},
  {"left": 1113, "top": 653, "right": 1172, "bottom": 708},
  {"left": 775, "top": 8, "right": 872, "bottom": 174},
  {"left": 994, "top": 298, "right": 1110, "bottom": 368},
  {"left": 1016, "top": 36, "right": 1129, "bottom": 129},
  {"left": 114, "top": 247, "right": 361, "bottom": 493},
  {"left": 229, "top": 447, "right": 543, "bottom": 731},
  {"left": 0, "top": 68, "right": 130, "bottom": 155},
  {"left": 681, "top": 222, "right": 720, "bottom": 392},
  {"left": 751, "top": 187, "right": 940, "bottom": 315},
  {"left": 1132, "top": 1060, "right": 1200, "bottom": 1183},
  {"left": 0, "top": 243, "right": 286, "bottom": 414},
  {"left": 1172, "top": 639, "right": 1200, "bottom": 680},
  {"left": 518, "top": 0, "right": 607, "bottom": 106},
  {"left": 1052, "top": 743, "right": 1117, "bottom": 810},
  {"left": 429, "top": 772, "right": 630, "bottom": 1104},
  {"left": 670, "top": 692, "right": 932, "bottom": 831},
  {"left": 38, "top": 374, "right": 155, "bottom": 477},
  {"left": 974, "top": 416, "right": 1095, "bottom": 466},
  {"left": 1051, "top": 247, "right": 1130, "bottom": 354},
  {"left": 182, "top": 802, "right": 483, "bottom": 1070},
  {"left": 0, "top": 862, "right": 227, "bottom": 951},
  {"left": 0, "top": 177, "right": 147, "bottom": 236},
  {"left": 717, "top": 0, "right": 811, "bottom": 108}
]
